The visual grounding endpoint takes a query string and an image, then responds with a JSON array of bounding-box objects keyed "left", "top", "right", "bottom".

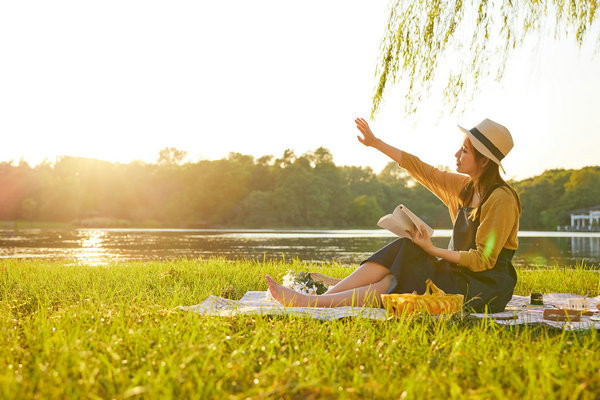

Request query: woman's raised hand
[
  {"left": 355, "top": 118, "right": 378, "bottom": 147},
  {"left": 355, "top": 117, "right": 403, "bottom": 165}
]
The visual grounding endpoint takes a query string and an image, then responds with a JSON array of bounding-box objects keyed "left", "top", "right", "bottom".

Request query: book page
[
  {"left": 377, "top": 204, "right": 434, "bottom": 238},
  {"left": 398, "top": 205, "right": 434, "bottom": 237},
  {"left": 377, "top": 206, "right": 414, "bottom": 238}
]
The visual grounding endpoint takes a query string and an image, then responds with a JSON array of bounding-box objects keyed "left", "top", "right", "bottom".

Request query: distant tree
[
  {"left": 256, "top": 155, "right": 274, "bottom": 166},
  {"left": 1, "top": 145, "right": 597, "bottom": 230},
  {"left": 514, "top": 168, "right": 571, "bottom": 229},
  {"left": 377, "top": 161, "right": 410, "bottom": 185},
  {"left": 561, "top": 167, "right": 600, "bottom": 209},
  {"left": 275, "top": 149, "right": 296, "bottom": 168},
  {"left": 188, "top": 159, "right": 253, "bottom": 225},
  {"left": 373, "top": 0, "right": 600, "bottom": 115},
  {"left": 238, "top": 190, "right": 278, "bottom": 227},
  {"left": 227, "top": 152, "right": 254, "bottom": 165},
  {"left": 347, "top": 195, "right": 385, "bottom": 227},
  {"left": 0, "top": 160, "right": 36, "bottom": 219},
  {"left": 305, "top": 147, "right": 335, "bottom": 167},
  {"left": 157, "top": 147, "right": 187, "bottom": 166},
  {"left": 249, "top": 158, "right": 276, "bottom": 193},
  {"left": 409, "top": 184, "right": 453, "bottom": 228},
  {"left": 552, "top": 167, "right": 600, "bottom": 226},
  {"left": 341, "top": 166, "right": 378, "bottom": 197},
  {"left": 20, "top": 198, "right": 38, "bottom": 221},
  {"left": 310, "top": 150, "right": 351, "bottom": 227},
  {"left": 277, "top": 163, "right": 330, "bottom": 226}
]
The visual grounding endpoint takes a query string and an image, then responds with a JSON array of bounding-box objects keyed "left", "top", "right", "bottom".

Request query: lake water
[{"left": 1, "top": 228, "right": 599, "bottom": 268}]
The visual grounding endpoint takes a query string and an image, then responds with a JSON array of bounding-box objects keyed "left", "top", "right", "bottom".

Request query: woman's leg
[
  {"left": 325, "top": 261, "right": 391, "bottom": 294},
  {"left": 265, "top": 274, "right": 394, "bottom": 308}
]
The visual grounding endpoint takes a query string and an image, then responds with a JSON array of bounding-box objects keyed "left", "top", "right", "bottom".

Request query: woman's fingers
[
  {"left": 357, "top": 122, "right": 370, "bottom": 133},
  {"left": 355, "top": 120, "right": 364, "bottom": 132},
  {"left": 355, "top": 121, "right": 371, "bottom": 137},
  {"left": 355, "top": 117, "right": 377, "bottom": 147},
  {"left": 355, "top": 121, "right": 368, "bottom": 137},
  {"left": 355, "top": 117, "right": 367, "bottom": 128}
]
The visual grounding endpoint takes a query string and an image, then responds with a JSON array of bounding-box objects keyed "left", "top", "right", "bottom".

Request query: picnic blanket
[{"left": 181, "top": 291, "right": 600, "bottom": 330}]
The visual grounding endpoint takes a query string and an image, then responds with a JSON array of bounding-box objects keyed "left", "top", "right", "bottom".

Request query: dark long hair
[{"left": 458, "top": 141, "right": 521, "bottom": 220}]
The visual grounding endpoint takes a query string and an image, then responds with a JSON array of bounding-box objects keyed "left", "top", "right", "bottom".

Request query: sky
[{"left": 1, "top": 1, "right": 599, "bottom": 181}]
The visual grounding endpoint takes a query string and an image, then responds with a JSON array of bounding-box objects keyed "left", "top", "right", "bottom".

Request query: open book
[{"left": 377, "top": 204, "right": 434, "bottom": 239}]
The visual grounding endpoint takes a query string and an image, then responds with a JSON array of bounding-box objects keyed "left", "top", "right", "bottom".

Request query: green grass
[{"left": 1, "top": 259, "right": 599, "bottom": 399}]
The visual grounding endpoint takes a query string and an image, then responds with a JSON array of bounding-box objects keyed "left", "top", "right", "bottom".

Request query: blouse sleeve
[
  {"left": 458, "top": 187, "right": 520, "bottom": 272},
  {"left": 399, "top": 151, "right": 468, "bottom": 209}
]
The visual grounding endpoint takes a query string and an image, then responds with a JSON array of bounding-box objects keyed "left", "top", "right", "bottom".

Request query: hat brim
[{"left": 458, "top": 125, "right": 506, "bottom": 174}]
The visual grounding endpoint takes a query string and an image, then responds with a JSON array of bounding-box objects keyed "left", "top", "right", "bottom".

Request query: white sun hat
[{"left": 458, "top": 118, "right": 514, "bottom": 174}]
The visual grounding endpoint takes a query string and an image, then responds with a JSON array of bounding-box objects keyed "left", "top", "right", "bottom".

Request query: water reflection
[
  {"left": 0, "top": 228, "right": 598, "bottom": 268},
  {"left": 571, "top": 236, "right": 600, "bottom": 258},
  {"left": 75, "top": 230, "right": 109, "bottom": 266}
]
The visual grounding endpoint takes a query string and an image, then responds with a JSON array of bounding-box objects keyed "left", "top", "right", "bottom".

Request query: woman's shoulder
[{"left": 484, "top": 185, "right": 520, "bottom": 209}]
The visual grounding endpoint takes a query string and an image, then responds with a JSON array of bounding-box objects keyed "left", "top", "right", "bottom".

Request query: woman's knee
[
  {"left": 359, "top": 261, "right": 390, "bottom": 275},
  {"left": 374, "top": 274, "right": 396, "bottom": 293}
]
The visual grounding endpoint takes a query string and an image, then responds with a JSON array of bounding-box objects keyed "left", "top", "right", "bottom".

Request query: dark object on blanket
[
  {"left": 294, "top": 272, "right": 329, "bottom": 295},
  {"left": 492, "top": 314, "right": 518, "bottom": 320},
  {"left": 530, "top": 293, "right": 543, "bottom": 305},
  {"left": 543, "top": 308, "right": 594, "bottom": 322}
]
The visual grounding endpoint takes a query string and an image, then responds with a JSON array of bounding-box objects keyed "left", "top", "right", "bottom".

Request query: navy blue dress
[{"left": 362, "top": 204, "right": 517, "bottom": 313}]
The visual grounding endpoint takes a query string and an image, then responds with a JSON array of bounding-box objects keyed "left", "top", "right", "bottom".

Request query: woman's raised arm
[{"left": 355, "top": 117, "right": 403, "bottom": 164}]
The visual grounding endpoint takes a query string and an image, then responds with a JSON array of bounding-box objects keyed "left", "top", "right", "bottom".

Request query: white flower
[
  {"left": 295, "top": 281, "right": 309, "bottom": 293},
  {"left": 282, "top": 271, "right": 295, "bottom": 288}
]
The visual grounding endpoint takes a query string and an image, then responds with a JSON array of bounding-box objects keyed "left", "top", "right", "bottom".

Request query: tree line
[{"left": 1, "top": 147, "right": 598, "bottom": 230}]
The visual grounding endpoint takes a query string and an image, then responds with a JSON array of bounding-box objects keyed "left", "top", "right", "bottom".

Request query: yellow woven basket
[{"left": 381, "top": 279, "right": 463, "bottom": 315}]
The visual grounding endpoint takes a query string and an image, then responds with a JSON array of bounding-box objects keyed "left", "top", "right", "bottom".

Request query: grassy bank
[
  {"left": 0, "top": 219, "right": 160, "bottom": 229},
  {"left": 1, "top": 220, "right": 76, "bottom": 229},
  {"left": 1, "top": 259, "right": 599, "bottom": 399}
]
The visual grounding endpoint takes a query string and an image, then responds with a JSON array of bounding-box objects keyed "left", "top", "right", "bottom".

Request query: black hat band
[{"left": 470, "top": 127, "right": 505, "bottom": 161}]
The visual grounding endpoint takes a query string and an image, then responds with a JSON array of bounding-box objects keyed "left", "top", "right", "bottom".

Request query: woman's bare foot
[{"left": 265, "top": 275, "right": 310, "bottom": 307}]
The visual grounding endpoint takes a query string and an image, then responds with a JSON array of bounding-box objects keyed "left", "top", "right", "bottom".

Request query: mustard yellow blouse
[{"left": 398, "top": 151, "right": 520, "bottom": 272}]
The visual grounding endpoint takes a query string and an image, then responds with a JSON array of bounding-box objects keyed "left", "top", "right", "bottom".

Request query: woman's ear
[{"left": 479, "top": 158, "right": 490, "bottom": 168}]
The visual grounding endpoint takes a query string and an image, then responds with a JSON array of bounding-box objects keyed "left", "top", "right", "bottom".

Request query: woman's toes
[
  {"left": 265, "top": 275, "right": 275, "bottom": 287},
  {"left": 263, "top": 274, "right": 311, "bottom": 307}
]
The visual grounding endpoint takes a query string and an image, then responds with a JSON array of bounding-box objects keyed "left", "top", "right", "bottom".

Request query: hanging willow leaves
[{"left": 372, "top": 0, "right": 599, "bottom": 116}]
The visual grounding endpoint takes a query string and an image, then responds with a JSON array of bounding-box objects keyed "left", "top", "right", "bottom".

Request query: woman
[{"left": 266, "top": 117, "right": 521, "bottom": 313}]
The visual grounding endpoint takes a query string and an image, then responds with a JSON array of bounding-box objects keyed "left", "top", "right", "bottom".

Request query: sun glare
[{"left": 75, "top": 230, "right": 109, "bottom": 266}]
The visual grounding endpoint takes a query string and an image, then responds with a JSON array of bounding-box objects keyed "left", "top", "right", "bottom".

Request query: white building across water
[{"left": 567, "top": 205, "right": 600, "bottom": 231}]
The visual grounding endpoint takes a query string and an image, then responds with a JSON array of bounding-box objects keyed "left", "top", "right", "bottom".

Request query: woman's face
[{"left": 455, "top": 136, "right": 480, "bottom": 177}]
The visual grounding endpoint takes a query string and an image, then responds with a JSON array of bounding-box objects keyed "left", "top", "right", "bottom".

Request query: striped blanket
[{"left": 181, "top": 291, "right": 600, "bottom": 330}]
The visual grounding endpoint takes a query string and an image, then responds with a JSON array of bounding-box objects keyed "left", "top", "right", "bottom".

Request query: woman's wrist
[
  {"left": 372, "top": 139, "right": 403, "bottom": 165},
  {"left": 422, "top": 242, "right": 437, "bottom": 255},
  {"left": 373, "top": 138, "right": 384, "bottom": 149},
  {"left": 429, "top": 247, "right": 461, "bottom": 264}
]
